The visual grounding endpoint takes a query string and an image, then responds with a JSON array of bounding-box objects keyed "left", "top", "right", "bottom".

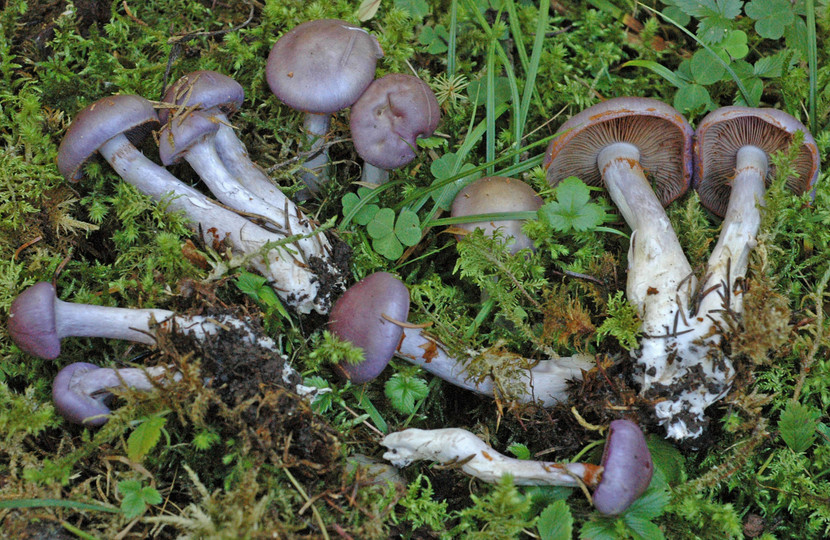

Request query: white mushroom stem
[
  {"left": 361, "top": 163, "right": 390, "bottom": 185},
  {"left": 597, "top": 142, "right": 696, "bottom": 328},
  {"left": 97, "top": 132, "right": 333, "bottom": 315},
  {"left": 298, "top": 113, "right": 331, "bottom": 196},
  {"left": 210, "top": 117, "right": 333, "bottom": 263},
  {"left": 179, "top": 135, "right": 330, "bottom": 266},
  {"left": 74, "top": 365, "right": 180, "bottom": 396},
  {"left": 381, "top": 428, "right": 601, "bottom": 487},
  {"left": 697, "top": 145, "right": 768, "bottom": 318},
  {"left": 395, "top": 328, "right": 592, "bottom": 407},
  {"left": 57, "top": 300, "right": 317, "bottom": 396},
  {"left": 651, "top": 147, "right": 767, "bottom": 440}
]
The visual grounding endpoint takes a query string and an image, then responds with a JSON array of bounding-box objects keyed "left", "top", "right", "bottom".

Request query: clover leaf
[
  {"left": 538, "top": 177, "right": 608, "bottom": 233},
  {"left": 745, "top": 0, "right": 795, "bottom": 40},
  {"left": 366, "top": 208, "right": 422, "bottom": 260},
  {"left": 342, "top": 187, "right": 380, "bottom": 226}
]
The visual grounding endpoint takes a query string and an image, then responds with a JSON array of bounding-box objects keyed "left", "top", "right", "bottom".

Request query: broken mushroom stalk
[
  {"left": 56, "top": 94, "right": 343, "bottom": 315},
  {"left": 328, "top": 272, "right": 591, "bottom": 406},
  {"left": 350, "top": 73, "right": 441, "bottom": 185},
  {"left": 266, "top": 19, "right": 383, "bottom": 196},
  {"left": 381, "top": 419, "right": 653, "bottom": 516},
  {"left": 158, "top": 70, "right": 331, "bottom": 267}
]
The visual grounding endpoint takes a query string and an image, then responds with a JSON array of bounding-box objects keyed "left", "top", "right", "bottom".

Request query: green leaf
[
  {"left": 580, "top": 519, "right": 619, "bottom": 540},
  {"left": 127, "top": 415, "right": 165, "bottom": 462},
  {"left": 690, "top": 49, "right": 727, "bottom": 84},
  {"left": 754, "top": 53, "right": 785, "bottom": 78},
  {"left": 118, "top": 480, "right": 160, "bottom": 519},
  {"left": 720, "top": 30, "right": 748, "bottom": 59},
  {"left": 538, "top": 177, "right": 608, "bottom": 233},
  {"left": 467, "top": 75, "right": 512, "bottom": 107},
  {"left": 622, "top": 60, "right": 690, "bottom": 88},
  {"left": 673, "top": 0, "right": 742, "bottom": 43},
  {"left": 394, "top": 0, "right": 430, "bottom": 20},
  {"left": 623, "top": 515, "right": 665, "bottom": 540},
  {"left": 373, "top": 233, "right": 404, "bottom": 260},
  {"left": 507, "top": 443, "right": 530, "bottom": 460},
  {"left": 366, "top": 208, "right": 396, "bottom": 239},
  {"left": 419, "top": 24, "right": 449, "bottom": 54},
  {"left": 429, "top": 152, "right": 481, "bottom": 210},
  {"left": 745, "top": 0, "right": 795, "bottom": 40},
  {"left": 342, "top": 188, "right": 380, "bottom": 226},
  {"left": 537, "top": 499, "right": 573, "bottom": 540},
  {"left": 395, "top": 209, "right": 422, "bottom": 247},
  {"left": 384, "top": 373, "right": 429, "bottom": 414},
  {"left": 779, "top": 401, "right": 819, "bottom": 453},
  {"left": 673, "top": 83, "right": 713, "bottom": 115},
  {"left": 646, "top": 435, "right": 686, "bottom": 486}
]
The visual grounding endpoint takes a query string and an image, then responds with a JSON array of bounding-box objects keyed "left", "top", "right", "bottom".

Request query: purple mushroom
[
  {"left": 450, "top": 176, "right": 543, "bottom": 254},
  {"left": 56, "top": 94, "right": 341, "bottom": 314},
  {"left": 266, "top": 19, "right": 383, "bottom": 195},
  {"left": 349, "top": 73, "right": 440, "bottom": 185},
  {"left": 381, "top": 419, "right": 653, "bottom": 515},
  {"left": 328, "top": 272, "right": 590, "bottom": 405},
  {"left": 52, "top": 362, "right": 173, "bottom": 426},
  {"left": 159, "top": 70, "right": 337, "bottom": 269}
]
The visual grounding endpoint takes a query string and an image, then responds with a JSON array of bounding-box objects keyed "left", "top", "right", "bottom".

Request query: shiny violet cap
[
  {"left": 694, "top": 106, "right": 820, "bottom": 217},
  {"left": 593, "top": 419, "right": 654, "bottom": 515},
  {"left": 350, "top": 73, "right": 440, "bottom": 170},
  {"left": 158, "top": 70, "right": 245, "bottom": 124},
  {"left": 158, "top": 110, "right": 220, "bottom": 166},
  {"left": 57, "top": 95, "right": 160, "bottom": 182},
  {"left": 328, "top": 272, "right": 410, "bottom": 384},
  {"left": 52, "top": 362, "right": 112, "bottom": 426},
  {"left": 266, "top": 19, "right": 383, "bottom": 114},
  {"left": 545, "top": 97, "right": 693, "bottom": 206},
  {"left": 8, "top": 282, "right": 61, "bottom": 359}
]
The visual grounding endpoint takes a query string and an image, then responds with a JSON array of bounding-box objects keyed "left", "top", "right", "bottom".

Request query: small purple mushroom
[
  {"left": 350, "top": 73, "right": 440, "bottom": 185},
  {"left": 381, "top": 419, "right": 653, "bottom": 515},
  {"left": 328, "top": 272, "right": 590, "bottom": 404},
  {"left": 266, "top": 19, "right": 383, "bottom": 194},
  {"left": 52, "top": 362, "right": 171, "bottom": 426}
]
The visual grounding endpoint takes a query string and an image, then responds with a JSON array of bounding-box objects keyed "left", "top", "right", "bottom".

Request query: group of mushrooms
[{"left": 7, "top": 17, "right": 821, "bottom": 517}]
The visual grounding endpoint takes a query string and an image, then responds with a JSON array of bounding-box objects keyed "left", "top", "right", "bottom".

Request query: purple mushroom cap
[
  {"left": 694, "top": 106, "right": 820, "bottom": 217},
  {"left": 8, "top": 282, "right": 61, "bottom": 359},
  {"left": 328, "top": 272, "right": 410, "bottom": 383},
  {"left": 350, "top": 73, "right": 441, "bottom": 170},
  {"left": 592, "top": 419, "right": 654, "bottom": 515},
  {"left": 158, "top": 70, "right": 245, "bottom": 124},
  {"left": 57, "top": 95, "right": 160, "bottom": 182},
  {"left": 52, "top": 362, "right": 112, "bottom": 426},
  {"left": 266, "top": 19, "right": 383, "bottom": 114},
  {"left": 158, "top": 110, "right": 220, "bottom": 166},
  {"left": 544, "top": 97, "right": 694, "bottom": 206}
]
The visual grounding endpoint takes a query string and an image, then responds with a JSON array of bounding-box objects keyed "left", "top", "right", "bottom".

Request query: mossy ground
[{"left": 1, "top": 1, "right": 830, "bottom": 538}]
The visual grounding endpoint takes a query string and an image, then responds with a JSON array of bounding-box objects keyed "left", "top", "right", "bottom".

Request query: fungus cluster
[{"left": 544, "top": 97, "right": 819, "bottom": 440}]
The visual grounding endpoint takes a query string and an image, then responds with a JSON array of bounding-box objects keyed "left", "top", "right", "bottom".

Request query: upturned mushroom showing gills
[
  {"left": 450, "top": 176, "right": 543, "bottom": 254},
  {"left": 694, "top": 107, "right": 820, "bottom": 318},
  {"left": 349, "top": 73, "right": 441, "bottom": 185},
  {"left": 328, "top": 272, "right": 591, "bottom": 405},
  {"left": 56, "top": 94, "right": 342, "bottom": 315},
  {"left": 545, "top": 97, "right": 714, "bottom": 439},
  {"left": 381, "top": 419, "right": 653, "bottom": 516},
  {"left": 266, "top": 19, "right": 383, "bottom": 194}
]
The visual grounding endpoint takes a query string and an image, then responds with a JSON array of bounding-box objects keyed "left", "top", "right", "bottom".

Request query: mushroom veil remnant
[{"left": 266, "top": 19, "right": 383, "bottom": 195}]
